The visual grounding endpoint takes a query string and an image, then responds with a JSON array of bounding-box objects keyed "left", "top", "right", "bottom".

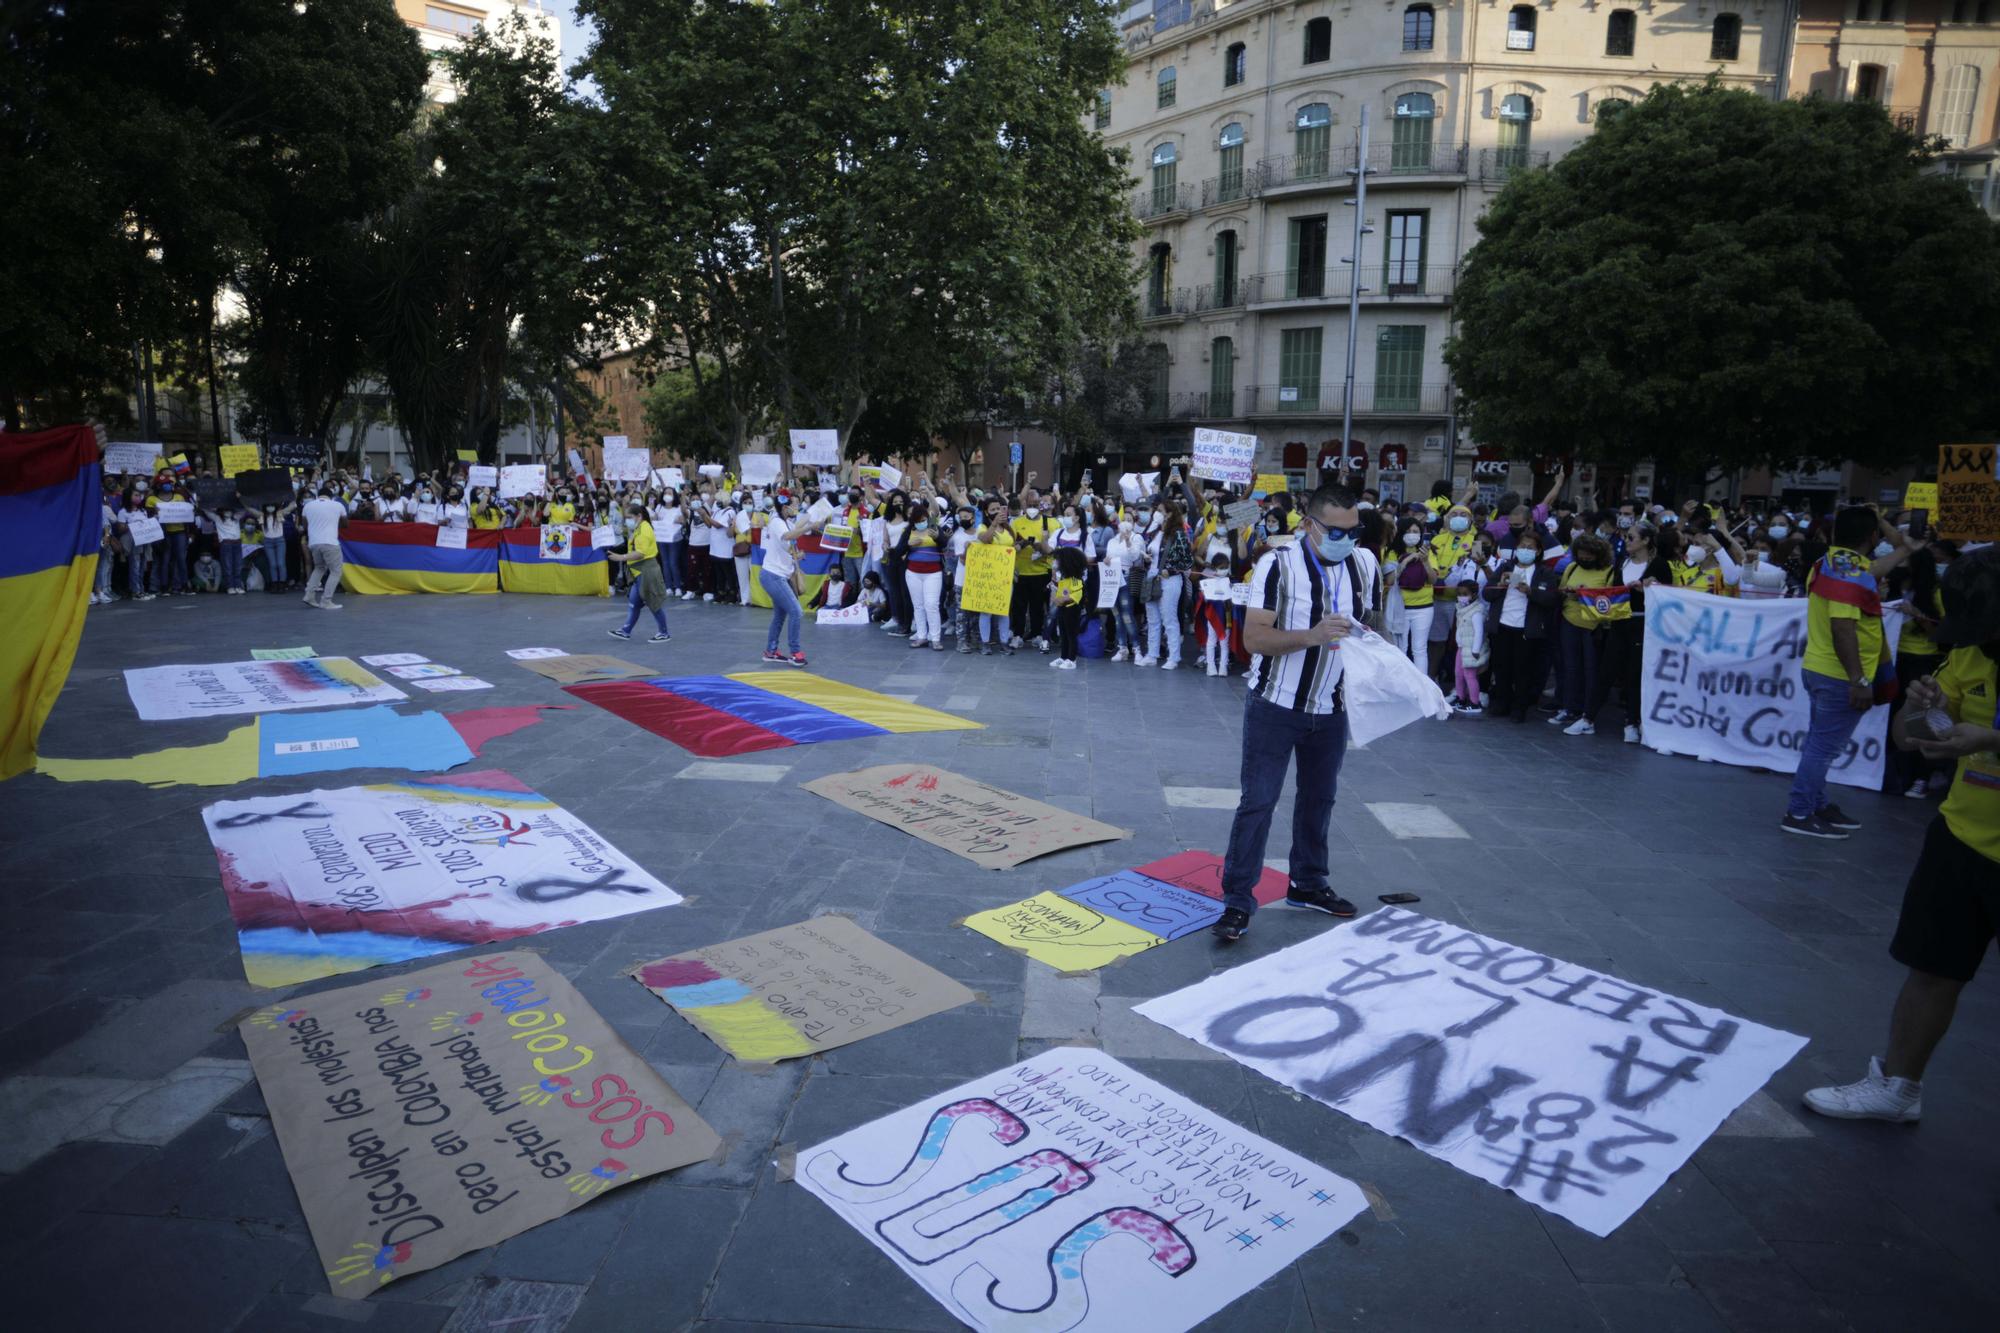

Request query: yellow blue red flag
[{"left": 0, "top": 424, "right": 100, "bottom": 780}]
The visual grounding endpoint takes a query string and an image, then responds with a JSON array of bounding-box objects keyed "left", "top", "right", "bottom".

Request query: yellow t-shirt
[
  {"left": 1561, "top": 564, "right": 1618, "bottom": 628},
  {"left": 1056, "top": 576, "right": 1083, "bottom": 607},
  {"left": 1935, "top": 646, "right": 2000, "bottom": 864},
  {"left": 1283, "top": 511, "right": 1301, "bottom": 533},
  {"left": 1671, "top": 560, "right": 1723, "bottom": 596},
  {"left": 1899, "top": 588, "right": 1941, "bottom": 657},
  {"left": 1429, "top": 530, "right": 1473, "bottom": 603},
  {"left": 1396, "top": 549, "right": 1434, "bottom": 609},
  {"left": 1424, "top": 495, "right": 1451, "bottom": 519},
  {"left": 546, "top": 502, "right": 576, "bottom": 526},
  {"left": 1010, "top": 516, "right": 1053, "bottom": 575},
  {"left": 1802, "top": 546, "right": 1886, "bottom": 682},
  {"left": 628, "top": 519, "right": 659, "bottom": 561},
  {"left": 472, "top": 506, "right": 504, "bottom": 530}
]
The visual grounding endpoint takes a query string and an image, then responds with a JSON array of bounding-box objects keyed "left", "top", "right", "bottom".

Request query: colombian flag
[
  {"left": 498, "top": 525, "right": 609, "bottom": 596},
  {"left": 1808, "top": 551, "right": 1882, "bottom": 616},
  {"left": 1572, "top": 584, "right": 1634, "bottom": 623},
  {"left": 0, "top": 425, "right": 100, "bottom": 781},
  {"left": 566, "top": 671, "right": 981, "bottom": 756},
  {"left": 747, "top": 527, "right": 839, "bottom": 609},
  {"left": 339, "top": 520, "right": 500, "bottom": 594}
]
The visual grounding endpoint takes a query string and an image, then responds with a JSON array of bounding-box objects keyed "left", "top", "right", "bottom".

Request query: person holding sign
[
  {"left": 1213, "top": 483, "right": 1379, "bottom": 943},
  {"left": 606, "top": 500, "right": 672, "bottom": 643}
]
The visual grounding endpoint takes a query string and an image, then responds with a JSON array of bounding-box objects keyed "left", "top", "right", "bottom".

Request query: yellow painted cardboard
[{"left": 961, "top": 891, "right": 1163, "bottom": 971}]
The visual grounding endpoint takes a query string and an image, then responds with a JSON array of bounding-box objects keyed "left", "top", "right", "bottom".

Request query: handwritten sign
[
  {"left": 804, "top": 764, "right": 1130, "bottom": 870},
  {"left": 251, "top": 646, "right": 318, "bottom": 661},
  {"left": 1224, "top": 498, "right": 1261, "bottom": 530},
  {"left": 505, "top": 647, "right": 567, "bottom": 660},
  {"left": 155, "top": 500, "right": 195, "bottom": 524},
  {"left": 798, "top": 1050, "right": 1364, "bottom": 1332},
  {"left": 1902, "top": 481, "right": 1937, "bottom": 510},
  {"left": 959, "top": 542, "right": 1015, "bottom": 617},
  {"left": 601, "top": 444, "right": 648, "bottom": 482},
  {"left": 1139, "top": 909, "right": 1807, "bottom": 1236},
  {"left": 360, "top": 653, "right": 428, "bottom": 667},
  {"left": 1252, "top": 472, "right": 1288, "bottom": 498},
  {"left": 538, "top": 526, "right": 573, "bottom": 561},
  {"left": 124, "top": 515, "right": 165, "bottom": 545},
  {"left": 739, "top": 453, "right": 780, "bottom": 488},
  {"left": 409, "top": 675, "right": 494, "bottom": 692},
  {"left": 266, "top": 434, "right": 322, "bottom": 468},
  {"left": 468, "top": 465, "right": 499, "bottom": 491},
  {"left": 816, "top": 602, "right": 869, "bottom": 625},
  {"left": 652, "top": 466, "right": 686, "bottom": 490},
  {"left": 789, "top": 429, "right": 840, "bottom": 467},
  {"left": 1191, "top": 427, "right": 1258, "bottom": 486},
  {"left": 435, "top": 526, "right": 468, "bottom": 550},
  {"left": 218, "top": 443, "right": 262, "bottom": 477},
  {"left": 590, "top": 523, "right": 618, "bottom": 551},
  {"left": 630, "top": 915, "right": 973, "bottom": 1064},
  {"left": 1096, "top": 565, "right": 1122, "bottom": 608},
  {"left": 512, "top": 654, "right": 652, "bottom": 685},
  {"left": 241, "top": 952, "right": 719, "bottom": 1298},
  {"left": 499, "top": 464, "right": 547, "bottom": 499},
  {"left": 1936, "top": 444, "right": 2000, "bottom": 541},
  {"left": 384, "top": 662, "right": 461, "bottom": 679}
]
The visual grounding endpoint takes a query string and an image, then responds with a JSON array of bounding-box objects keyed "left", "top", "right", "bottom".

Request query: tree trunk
[{"left": 204, "top": 294, "right": 224, "bottom": 448}]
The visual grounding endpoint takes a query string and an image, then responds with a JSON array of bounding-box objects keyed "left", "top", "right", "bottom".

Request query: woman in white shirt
[
  {"left": 1102, "top": 519, "right": 1147, "bottom": 662},
  {"left": 732, "top": 499, "right": 755, "bottom": 605},
  {"left": 442, "top": 485, "right": 470, "bottom": 529},
  {"left": 706, "top": 499, "right": 738, "bottom": 602},
  {"left": 653, "top": 489, "right": 690, "bottom": 598},
  {"left": 758, "top": 496, "right": 827, "bottom": 666}
]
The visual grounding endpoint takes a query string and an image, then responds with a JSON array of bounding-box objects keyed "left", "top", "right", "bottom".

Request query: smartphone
[{"left": 1378, "top": 892, "right": 1422, "bottom": 905}]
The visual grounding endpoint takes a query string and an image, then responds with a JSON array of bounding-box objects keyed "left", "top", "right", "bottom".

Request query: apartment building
[
  {"left": 1099, "top": 0, "right": 1780, "bottom": 496},
  {"left": 393, "top": 0, "right": 561, "bottom": 101}
]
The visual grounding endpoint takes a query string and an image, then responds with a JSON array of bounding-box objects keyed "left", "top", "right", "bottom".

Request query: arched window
[
  {"left": 1304, "top": 17, "right": 1332, "bottom": 64},
  {"left": 1595, "top": 97, "right": 1631, "bottom": 123},
  {"left": 1404, "top": 4, "right": 1435, "bottom": 51},
  {"left": 1095, "top": 90, "right": 1111, "bottom": 129},
  {"left": 1150, "top": 142, "right": 1178, "bottom": 215},
  {"left": 1217, "top": 123, "right": 1245, "bottom": 202},
  {"left": 1213, "top": 230, "right": 1239, "bottom": 307},
  {"left": 1210, "top": 336, "right": 1236, "bottom": 415},
  {"left": 1158, "top": 65, "right": 1177, "bottom": 109},
  {"left": 1507, "top": 6, "right": 1537, "bottom": 50},
  {"left": 1295, "top": 103, "right": 1332, "bottom": 179},
  {"left": 1856, "top": 62, "right": 1886, "bottom": 103},
  {"left": 1392, "top": 92, "right": 1436, "bottom": 171},
  {"left": 1940, "top": 65, "right": 1980, "bottom": 146},
  {"left": 1606, "top": 9, "right": 1636, "bottom": 56},
  {"left": 1710, "top": 13, "right": 1741, "bottom": 60},
  {"left": 1225, "top": 41, "right": 1246, "bottom": 87},
  {"left": 1498, "top": 94, "right": 1533, "bottom": 171},
  {"left": 1146, "top": 246, "right": 1173, "bottom": 318}
]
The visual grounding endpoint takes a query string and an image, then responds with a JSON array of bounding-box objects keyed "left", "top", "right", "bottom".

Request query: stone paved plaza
[{"left": 4, "top": 588, "right": 1997, "bottom": 1332}]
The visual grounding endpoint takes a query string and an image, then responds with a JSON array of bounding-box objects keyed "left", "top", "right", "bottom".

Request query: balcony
[
  {"left": 1241, "top": 266, "right": 1457, "bottom": 306},
  {"left": 1241, "top": 383, "right": 1452, "bottom": 417},
  {"left": 1254, "top": 141, "right": 1469, "bottom": 193},
  {"left": 1477, "top": 147, "right": 1551, "bottom": 183},
  {"left": 1139, "top": 286, "right": 1191, "bottom": 320},
  {"left": 1194, "top": 281, "right": 1246, "bottom": 312},
  {"left": 1134, "top": 182, "right": 1194, "bottom": 220},
  {"left": 1120, "top": 390, "right": 1235, "bottom": 423},
  {"left": 1200, "top": 171, "right": 1252, "bottom": 208}
]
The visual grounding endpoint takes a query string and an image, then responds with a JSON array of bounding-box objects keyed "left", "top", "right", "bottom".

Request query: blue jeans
[
  {"left": 129, "top": 543, "right": 152, "bottom": 595},
  {"left": 1788, "top": 669, "right": 1867, "bottom": 819},
  {"left": 620, "top": 576, "right": 669, "bottom": 635},
  {"left": 982, "top": 613, "right": 1008, "bottom": 644},
  {"left": 1220, "top": 692, "right": 1348, "bottom": 916},
  {"left": 165, "top": 530, "right": 190, "bottom": 592},
  {"left": 663, "top": 540, "right": 686, "bottom": 592},
  {"left": 264, "top": 537, "right": 287, "bottom": 587},
  {"left": 762, "top": 569, "right": 803, "bottom": 654},
  {"left": 95, "top": 549, "right": 114, "bottom": 596},
  {"left": 219, "top": 540, "right": 242, "bottom": 591},
  {"left": 1113, "top": 586, "right": 1138, "bottom": 651}
]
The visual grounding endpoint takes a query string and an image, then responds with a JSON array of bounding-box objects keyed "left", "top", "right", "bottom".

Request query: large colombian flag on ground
[
  {"left": 565, "top": 671, "right": 981, "bottom": 756},
  {"left": 0, "top": 424, "right": 100, "bottom": 780}
]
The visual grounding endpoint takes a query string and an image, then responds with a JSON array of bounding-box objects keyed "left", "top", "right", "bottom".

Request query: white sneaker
[
  {"left": 1904, "top": 780, "right": 1928, "bottom": 799},
  {"left": 703, "top": 593, "right": 715, "bottom": 602},
  {"left": 1135, "top": 655, "right": 1157, "bottom": 667},
  {"left": 1047, "top": 657, "right": 1063, "bottom": 668},
  {"left": 1803, "top": 1057, "right": 1921, "bottom": 1123},
  {"left": 1161, "top": 659, "right": 1178, "bottom": 670},
  {"left": 1204, "top": 664, "right": 1216, "bottom": 677},
  {"left": 1547, "top": 710, "right": 1573, "bottom": 727},
  {"left": 1563, "top": 717, "right": 1595, "bottom": 736},
  {"left": 318, "top": 600, "right": 343, "bottom": 611},
  {"left": 1010, "top": 635, "right": 1024, "bottom": 649},
  {"left": 1111, "top": 648, "right": 1130, "bottom": 662},
  {"left": 1056, "top": 659, "right": 1077, "bottom": 670}
]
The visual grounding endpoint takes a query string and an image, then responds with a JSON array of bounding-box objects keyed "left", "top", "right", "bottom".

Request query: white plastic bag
[{"left": 1339, "top": 626, "right": 1452, "bottom": 747}]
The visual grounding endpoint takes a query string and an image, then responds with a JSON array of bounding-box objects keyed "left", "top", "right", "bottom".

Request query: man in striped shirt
[{"left": 1213, "top": 483, "right": 1378, "bottom": 942}]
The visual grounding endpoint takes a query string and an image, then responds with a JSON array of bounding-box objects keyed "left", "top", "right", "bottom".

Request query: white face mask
[
  {"left": 1402, "top": 532, "right": 1421, "bottom": 547},
  {"left": 1118, "top": 521, "right": 1133, "bottom": 535},
  {"left": 1448, "top": 515, "right": 1471, "bottom": 533},
  {"left": 1025, "top": 506, "right": 1040, "bottom": 519},
  {"left": 1516, "top": 548, "right": 1537, "bottom": 565},
  {"left": 1767, "top": 525, "right": 1789, "bottom": 539},
  {"left": 1062, "top": 515, "right": 1078, "bottom": 529}
]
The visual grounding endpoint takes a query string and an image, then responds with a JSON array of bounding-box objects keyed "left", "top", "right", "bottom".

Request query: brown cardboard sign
[
  {"left": 513, "top": 654, "right": 655, "bottom": 685},
  {"left": 802, "top": 764, "right": 1130, "bottom": 870},
  {"left": 629, "top": 915, "right": 975, "bottom": 1063},
  {"left": 1936, "top": 444, "right": 2000, "bottom": 542},
  {"left": 241, "top": 952, "right": 719, "bottom": 1298}
]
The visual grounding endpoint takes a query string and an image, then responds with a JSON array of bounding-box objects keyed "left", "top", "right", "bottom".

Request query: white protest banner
[
  {"left": 590, "top": 523, "right": 618, "bottom": 550},
  {"left": 1191, "top": 427, "right": 1258, "bottom": 486},
  {"left": 806, "top": 497, "right": 835, "bottom": 524},
  {"left": 104, "top": 442, "right": 164, "bottom": 474},
  {"left": 602, "top": 434, "right": 629, "bottom": 450},
  {"left": 468, "top": 464, "right": 499, "bottom": 490},
  {"left": 1224, "top": 498, "right": 1261, "bottom": 530},
  {"left": 1096, "top": 566, "right": 1122, "bottom": 608},
  {"left": 1138, "top": 909, "right": 1807, "bottom": 1237},
  {"left": 601, "top": 444, "right": 648, "bottom": 482},
  {"left": 798, "top": 1050, "right": 1364, "bottom": 1332},
  {"left": 789, "top": 428, "right": 840, "bottom": 467},
  {"left": 1641, "top": 585, "right": 1900, "bottom": 791},
  {"left": 1200, "top": 576, "right": 1232, "bottom": 601},
  {"left": 435, "top": 526, "right": 468, "bottom": 550},
  {"left": 155, "top": 500, "right": 195, "bottom": 524},
  {"left": 125, "top": 515, "right": 165, "bottom": 546},
  {"left": 409, "top": 675, "right": 494, "bottom": 692},
  {"left": 383, "top": 662, "right": 460, "bottom": 680},
  {"left": 1118, "top": 472, "right": 1158, "bottom": 504},
  {"left": 505, "top": 647, "right": 567, "bottom": 660},
  {"left": 739, "top": 453, "right": 780, "bottom": 488},
  {"left": 650, "top": 466, "right": 686, "bottom": 490},
  {"left": 207, "top": 770, "right": 685, "bottom": 987},
  {"left": 360, "top": 653, "right": 428, "bottom": 667},
  {"left": 125, "top": 658, "right": 404, "bottom": 720},
  {"left": 499, "top": 464, "right": 546, "bottom": 499},
  {"left": 816, "top": 602, "right": 868, "bottom": 625},
  {"left": 697, "top": 463, "right": 724, "bottom": 479},
  {"left": 567, "top": 447, "right": 587, "bottom": 479}
]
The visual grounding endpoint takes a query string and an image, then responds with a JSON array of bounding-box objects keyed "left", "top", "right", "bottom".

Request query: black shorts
[{"left": 1889, "top": 815, "right": 2000, "bottom": 982}]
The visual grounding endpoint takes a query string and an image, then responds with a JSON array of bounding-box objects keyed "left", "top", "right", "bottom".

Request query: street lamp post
[{"left": 1339, "top": 104, "right": 1374, "bottom": 460}]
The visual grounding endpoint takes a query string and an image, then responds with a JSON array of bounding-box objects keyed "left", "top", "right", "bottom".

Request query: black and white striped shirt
[{"left": 1244, "top": 542, "right": 1378, "bottom": 714}]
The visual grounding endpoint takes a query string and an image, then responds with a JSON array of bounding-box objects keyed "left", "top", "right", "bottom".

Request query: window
[
  {"left": 1225, "top": 42, "right": 1247, "bottom": 87},
  {"left": 426, "top": 4, "right": 481, "bottom": 36},
  {"left": 1605, "top": 9, "right": 1635, "bottom": 56},
  {"left": 1295, "top": 103, "right": 1332, "bottom": 179},
  {"left": 1595, "top": 97, "right": 1631, "bottom": 123},
  {"left": 1855, "top": 63, "right": 1885, "bottom": 103},
  {"left": 1304, "top": 17, "right": 1332, "bottom": 64},
  {"left": 1096, "top": 90, "right": 1111, "bottom": 129},
  {"left": 1392, "top": 92, "right": 1436, "bottom": 171},
  {"left": 1210, "top": 337, "right": 1236, "bottom": 416},
  {"left": 1158, "top": 66, "right": 1177, "bottom": 109},
  {"left": 1374, "top": 326, "right": 1425, "bottom": 412},
  {"left": 1287, "top": 215, "right": 1329, "bottom": 299},
  {"left": 1385, "top": 210, "right": 1428, "bottom": 293},
  {"left": 1949, "top": 0, "right": 1965, "bottom": 20},
  {"left": 1710, "top": 14, "right": 1741, "bottom": 61},
  {"left": 1150, "top": 142, "right": 1179, "bottom": 214},
  {"left": 1404, "top": 4, "right": 1435, "bottom": 51},
  {"left": 1214, "top": 229, "right": 1239, "bottom": 306},
  {"left": 1146, "top": 244, "right": 1173, "bottom": 317},
  {"left": 1507, "top": 6, "right": 1537, "bottom": 51},
  {"left": 1498, "top": 94, "right": 1533, "bottom": 171},
  {"left": 1279, "top": 328, "right": 1323, "bottom": 411},
  {"left": 1144, "top": 344, "right": 1170, "bottom": 418},
  {"left": 1940, "top": 65, "right": 1980, "bottom": 146},
  {"left": 1217, "top": 123, "right": 1245, "bottom": 202}
]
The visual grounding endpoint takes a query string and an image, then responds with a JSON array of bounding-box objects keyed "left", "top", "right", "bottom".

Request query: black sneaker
[
  {"left": 649, "top": 631, "right": 671, "bottom": 643},
  {"left": 1285, "top": 884, "right": 1357, "bottom": 917},
  {"left": 1780, "top": 813, "right": 1849, "bottom": 840},
  {"left": 607, "top": 628, "right": 632, "bottom": 640},
  {"left": 1211, "top": 908, "right": 1251, "bottom": 942},
  {"left": 1816, "top": 804, "right": 1862, "bottom": 831}
]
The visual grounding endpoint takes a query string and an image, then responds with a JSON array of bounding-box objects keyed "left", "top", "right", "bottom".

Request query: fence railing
[
  {"left": 1253, "top": 141, "right": 1469, "bottom": 192},
  {"left": 1134, "top": 182, "right": 1195, "bottom": 219},
  {"left": 1194, "top": 280, "right": 1246, "bottom": 312},
  {"left": 1139, "top": 286, "right": 1191, "bottom": 319},
  {"left": 1240, "top": 382, "right": 1453, "bottom": 415},
  {"left": 1476, "top": 147, "right": 1551, "bottom": 182},
  {"left": 1241, "top": 265, "right": 1457, "bottom": 305}
]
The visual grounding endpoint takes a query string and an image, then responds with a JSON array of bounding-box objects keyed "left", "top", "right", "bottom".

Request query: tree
[{"left": 1445, "top": 83, "right": 2000, "bottom": 477}]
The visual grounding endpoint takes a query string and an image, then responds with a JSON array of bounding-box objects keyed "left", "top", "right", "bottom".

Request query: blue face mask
[{"left": 1314, "top": 532, "right": 1357, "bottom": 563}]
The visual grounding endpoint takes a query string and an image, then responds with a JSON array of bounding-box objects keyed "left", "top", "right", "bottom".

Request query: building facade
[
  {"left": 393, "top": 0, "right": 561, "bottom": 101},
  {"left": 1099, "top": 0, "right": 1783, "bottom": 498}
]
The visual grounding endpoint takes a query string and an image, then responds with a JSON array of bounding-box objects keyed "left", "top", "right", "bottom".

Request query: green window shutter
[{"left": 1373, "top": 326, "right": 1424, "bottom": 411}]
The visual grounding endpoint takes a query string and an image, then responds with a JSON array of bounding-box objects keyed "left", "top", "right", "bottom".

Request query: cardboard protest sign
[
  {"left": 409, "top": 676, "right": 494, "bottom": 692},
  {"left": 499, "top": 464, "right": 547, "bottom": 499},
  {"left": 1903, "top": 481, "right": 1937, "bottom": 510},
  {"left": 266, "top": 434, "right": 322, "bottom": 468},
  {"left": 739, "top": 452, "right": 780, "bottom": 487},
  {"left": 804, "top": 764, "right": 1130, "bottom": 870},
  {"left": 797, "top": 1050, "right": 1364, "bottom": 1332},
  {"left": 362, "top": 653, "right": 429, "bottom": 667},
  {"left": 601, "top": 444, "right": 648, "bottom": 482},
  {"left": 242, "top": 952, "right": 719, "bottom": 1298},
  {"left": 505, "top": 648, "right": 567, "bottom": 660},
  {"left": 513, "top": 653, "right": 654, "bottom": 685},
  {"left": 125, "top": 658, "right": 404, "bottom": 720},
  {"left": 1140, "top": 908, "right": 1807, "bottom": 1237},
  {"left": 789, "top": 428, "right": 840, "bottom": 467},
  {"left": 816, "top": 602, "right": 869, "bottom": 625},
  {"left": 155, "top": 500, "right": 195, "bottom": 524},
  {"left": 218, "top": 443, "right": 262, "bottom": 477},
  {"left": 103, "top": 442, "right": 164, "bottom": 474},
  {"left": 251, "top": 646, "right": 318, "bottom": 661},
  {"left": 1191, "top": 427, "right": 1257, "bottom": 486},
  {"left": 631, "top": 915, "right": 974, "bottom": 1064},
  {"left": 468, "top": 465, "right": 499, "bottom": 490},
  {"left": 1641, "top": 585, "right": 1899, "bottom": 790},
  {"left": 959, "top": 542, "right": 1015, "bottom": 617},
  {"left": 206, "top": 769, "right": 684, "bottom": 988},
  {"left": 1224, "top": 498, "right": 1261, "bottom": 530},
  {"left": 124, "top": 515, "right": 165, "bottom": 546},
  {"left": 194, "top": 476, "right": 238, "bottom": 511},
  {"left": 963, "top": 890, "right": 1190, "bottom": 972},
  {"left": 234, "top": 468, "right": 295, "bottom": 510},
  {"left": 590, "top": 523, "right": 618, "bottom": 551},
  {"left": 1252, "top": 472, "right": 1288, "bottom": 497},
  {"left": 384, "top": 663, "right": 461, "bottom": 680},
  {"left": 1936, "top": 443, "right": 2000, "bottom": 541},
  {"left": 436, "top": 526, "right": 468, "bottom": 550}
]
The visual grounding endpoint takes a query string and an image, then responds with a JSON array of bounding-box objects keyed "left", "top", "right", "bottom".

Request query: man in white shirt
[
  {"left": 706, "top": 500, "right": 737, "bottom": 602},
  {"left": 301, "top": 487, "right": 349, "bottom": 610}
]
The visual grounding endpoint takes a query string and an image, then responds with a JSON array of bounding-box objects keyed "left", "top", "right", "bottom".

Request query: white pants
[
  {"left": 733, "top": 554, "right": 751, "bottom": 600},
  {"left": 1146, "top": 573, "right": 1184, "bottom": 665},
  {"left": 906, "top": 569, "right": 942, "bottom": 644},
  {"left": 1399, "top": 605, "right": 1434, "bottom": 666}
]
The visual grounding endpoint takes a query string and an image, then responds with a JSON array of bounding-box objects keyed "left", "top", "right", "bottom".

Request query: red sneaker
[{"left": 788, "top": 652, "right": 808, "bottom": 668}]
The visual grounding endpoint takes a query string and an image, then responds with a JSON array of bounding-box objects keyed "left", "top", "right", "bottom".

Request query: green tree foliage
[
  {"left": 640, "top": 360, "right": 753, "bottom": 463},
  {"left": 1445, "top": 83, "right": 2000, "bottom": 475}
]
